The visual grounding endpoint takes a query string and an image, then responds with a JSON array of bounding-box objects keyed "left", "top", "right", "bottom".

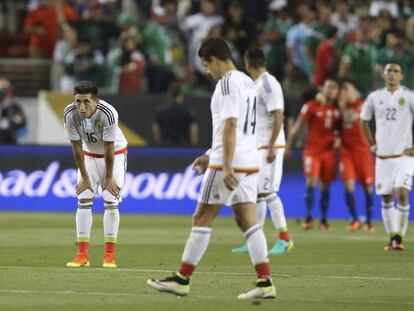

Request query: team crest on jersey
[
  {"left": 94, "top": 119, "right": 103, "bottom": 132},
  {"left": 377, "top": 183, "right": 382, "bottom": 190},
  {"left": 398, "top": 97, "right": 405, "bottom": 106}
]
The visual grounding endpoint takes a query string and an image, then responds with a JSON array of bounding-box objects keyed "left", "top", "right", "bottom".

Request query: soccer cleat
[
  {"left": 302, "top": 217, "right": 313, "bottom": 230},
  {"left": 103, "top": 252, "right": 117, "bottom": 268},
  {"left": 237, "top": 279, "right": 276, "bottom": 299},
  {"left": 66, "top": 254, "right": 90, "bottom": 267},
  {"left": 319, "top": 221, "right": 331, "bottom": 232},
  {"left": 147, "top": 273, "right": 190, "bottom": 296},
  {"left": 268, "top": 239, "right": 294, "bottom": 255},
  {"left": 346, "top": 220, "right": 361, "bottom": 232},
  {"left": 364, "top": 223, "right": 375, "bottom": 233},
  {"left": 231, "top": 244, "right": 249, "bottom": 253},
  {"left": 392, "top": 240, "right": 404, "bottom": 251}
]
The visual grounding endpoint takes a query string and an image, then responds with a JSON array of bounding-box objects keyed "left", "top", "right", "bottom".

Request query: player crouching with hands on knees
[{"left": 64, "top": 81, "right": 128, "bottom": 268}]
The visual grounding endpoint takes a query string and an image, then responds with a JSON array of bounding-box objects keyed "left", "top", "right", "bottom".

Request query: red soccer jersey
[
  {"left": 340, "top": 99, "right": 370, "bottom": 151},
  {"left": 314, "top": 40, "right": 336, "bottom": 87},
  {"left": 299, "top": 100, "right": 341, "bottom": 154}
]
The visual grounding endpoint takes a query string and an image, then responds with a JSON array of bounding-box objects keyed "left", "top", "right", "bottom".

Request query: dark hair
[
  {"left": 74, "top": 81, "right": 98, "bottom": 97},
  {"left": 198, "top": 36, "right": 232, "bottom": 61},
  {"left": 244, "top": 47, "right": 266, "bottom": 69},
  {"left": 385, "top": 60, "right": 403, "bottom": 72},
  {"left": 325, "top": 26, "right": 338, "bottom": 39}
]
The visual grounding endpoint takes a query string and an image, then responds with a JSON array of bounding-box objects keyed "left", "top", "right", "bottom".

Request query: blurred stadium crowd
[{"left": 1, "top": 0, "right": 414, "bottom": 130}]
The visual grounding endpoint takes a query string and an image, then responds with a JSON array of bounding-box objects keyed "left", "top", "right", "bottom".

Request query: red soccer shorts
[
  {"left": 339, "top": 147, "right": 374, "bottom": 187},
  {"left": 303, "top": 150, "right": 336, "bottom": 182}
]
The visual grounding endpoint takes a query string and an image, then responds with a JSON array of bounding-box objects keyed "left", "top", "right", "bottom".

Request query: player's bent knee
[
  {"left": 102, "top": 189, "right": 119, "bottom": 207},
  {"left": 78, "top": 189, "right": 94, "bottom": 200},
  {"left": 78, "top": 199, "right": 93, "bottom": 209}
]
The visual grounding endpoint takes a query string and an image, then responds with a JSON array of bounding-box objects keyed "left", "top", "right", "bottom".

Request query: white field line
[
  {"left": 0, "top": 266, "right": 411, "bottom": 282},
  {"left": 1, "top": 289, "right": 414, "bottom": 306}
]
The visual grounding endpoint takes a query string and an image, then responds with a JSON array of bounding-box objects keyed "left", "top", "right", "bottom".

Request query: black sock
[
  {"left": 364, "top": 191, "right": 373, "bottom": 225},
  {"left": 345, "top": 191, "right": 358, "bottom": 221},
  {"left": 320, "top": 191, "right": 329, "bottom": 222},
  {"left": 305, "top": 187, "right": 315, "bottom": 219}
]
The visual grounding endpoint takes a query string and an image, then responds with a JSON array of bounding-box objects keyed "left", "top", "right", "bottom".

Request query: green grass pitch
[{"left": 0, "top": 212, "right": 413, "bottom": 311}]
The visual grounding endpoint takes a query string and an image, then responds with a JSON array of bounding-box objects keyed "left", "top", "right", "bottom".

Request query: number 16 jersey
[
  {"left": 63, "top": 100, "right": 128, "bottom": 154},
  {"left": 208, "top": 70, "right": 259, "bottom": 171},
  {"left": 360, "top": 86, "right": 414, "bottom": 156}
]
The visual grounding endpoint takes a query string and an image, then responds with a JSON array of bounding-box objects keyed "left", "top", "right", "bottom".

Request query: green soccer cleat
[
  {"left": 231, "top": 244, "right": 249, "bottom": 253},
  {"left": 268, "top": 239, "right": 294, "bottom": 255},
  {"left": 147, "top": 273, "right": 190, "bottom": 296}
]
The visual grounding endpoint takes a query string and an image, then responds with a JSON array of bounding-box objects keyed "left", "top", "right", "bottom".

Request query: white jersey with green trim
[
  {"left": 209, "top": 70, "right": 259, "bottom": 170},
  {"left": 63, "top": 100, "right": 127, "bottom": 154},
  {"left": 361, "top": 86, "right": 414, "bottom": 156},
  {"left": 255, "top": 71, "right": 285, "bottom": 147}
]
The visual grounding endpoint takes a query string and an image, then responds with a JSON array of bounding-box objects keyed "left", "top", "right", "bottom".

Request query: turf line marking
[
  {"left": 1, "top": 289, "right": 414, "bottom": 305},
  {"left": 0, "top": 266, "right": 411, "bottom": 281}
]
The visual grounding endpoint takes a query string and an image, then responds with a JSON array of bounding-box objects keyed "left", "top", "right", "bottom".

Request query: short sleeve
[
  {"left": 220, "top": 75, "right": 241, "bottom": 121},
  {"left": 299, "top": 103, "right": 312, "bottom": 123},
  {"left": 263, "top": 77, "right": 284, "bottom": 112},
  {"left": 63, "top": 110, "right": 80, "bottom": 141},
  {"left": 360, "top": 94, "right": 374, "bottom": 121},
  {"left": 102, "top": 107, "right": 118, "bottom": 142}
]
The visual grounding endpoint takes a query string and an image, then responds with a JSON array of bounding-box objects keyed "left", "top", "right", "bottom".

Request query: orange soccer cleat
[
  {"left": 103, "top": 252, "right": 117, "bottom": 268},
  {"left": 364, "top": 223, "right": 375, "bottom": 233},
  {"left": 346, "top": 220, "right": 361, "bottom": 232},
  {"left": 66, "top": 253, "right": 90, "bottom": 267}
]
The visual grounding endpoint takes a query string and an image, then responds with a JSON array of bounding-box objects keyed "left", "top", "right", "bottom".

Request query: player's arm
[
  {"left": 71, "top": 139, "right": 92, "bottom": 194},
  {"left": 285, "top": 118, "right": 306, "bottom": 158},
  {"left": 361, "top": 120, "right": 376, "bottom": 152},
  {"left": 189, "top": 122, "right": 199, "bottom": 146},
  {"left": 103, "top": 141, "right": 120, "bottom": 197},
  {"left": 267, "top": 109, "right": 284, "bottom": 163},
  {"left": 360, "top": 95, "right": 376, "bottom": 152},
  {"left": 223, "top": 117, "right": 238, "bottom": 190}
]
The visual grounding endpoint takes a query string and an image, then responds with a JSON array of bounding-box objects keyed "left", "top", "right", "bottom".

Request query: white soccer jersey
[
  {"left": 360, "top": 86, "right": 414, "bottom": 156},
  {"left": 255, "top": 71, "right": 285, "bottom": 147},
  {"left": 63, "top": 100, "right": 128, "bottom": 154},
  {"left": 208, "top": 70, "right": 259, "bottom": 170}
]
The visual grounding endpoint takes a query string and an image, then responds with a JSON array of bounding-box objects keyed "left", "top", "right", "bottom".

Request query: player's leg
[
  {"left": 340, "top": 151, "right": 360, "bottom": 231},
  {"left": 363, "top": 185, "right": 374, "bottom": 232},
  {"left": 303, "top": 154, "right": 319, "bottom": 229},
  {"left": 233, "top": 201, "right": 275, "bottom": 299},
  {"left": 67, "top": 158, "right": 98, "bottom": 267},
  {"left": 147, "top": 168, "right": 222, "bottom": 296},
  {"left": 319, "top": 151, "right": 336, "bottom": 231}
]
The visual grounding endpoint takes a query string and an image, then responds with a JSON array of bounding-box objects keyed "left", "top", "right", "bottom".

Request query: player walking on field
[
  {"left": 361, "top": 62, "right": 414, "bottom": 250},
  {"left": 64, "top": 81, "right": 128, "bottom": 267},
  {"left": 232, "top": 48, "right": 294, "bottom": 255},
  {"left": 337, "top": 80, "right": 375, "bottom": 233},
  {"left": 147, "top": 37, "right": 276, "bottom": 299},
  {"left": 286, "top": 79, "right": 341, "bottom": 231}
]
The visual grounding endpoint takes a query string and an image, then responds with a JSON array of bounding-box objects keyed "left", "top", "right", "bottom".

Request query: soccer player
[
  {"left": 361, "top": 62, "right": 414, "bottom": 250},
  {"left": 64, "top": 81, "right": 128, "bottom": 267},
  {"left": 232, "top": 48, "right": 294, "bottom": 255},
  {"left": 147, "top": 37, "right": 276, "bottom": 299},
  {"left": 338, "top": 80, "right": 375, "bottom": 232},
  {"left": 286, "top": 79, "right": 341, "bottom": 230}
]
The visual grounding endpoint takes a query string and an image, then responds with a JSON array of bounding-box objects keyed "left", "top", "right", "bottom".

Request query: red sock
[
  {"left": 255, "top": 262, "right": 271, "bottom": 279},
  {"left": 179, "top": 262, "right": 196, "bottom": 278},
  {"left": 279, "top": 231, "right": 290, "bottom": 241},
  {"left": 105, "top": 242, "right": 116, "bottom": 253},
  {"left": 78, "top": 242, "right": 89, "bottom": 256}
]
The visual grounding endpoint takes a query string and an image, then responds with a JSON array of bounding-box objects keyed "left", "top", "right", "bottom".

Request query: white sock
[
  {"left": 256, "top": 199, "right": 267, "bottom": 228},
  {"left": 181, "top": 227, "right": 212, "bottom": 265},
  {"left": 76, "top": 207, "right": 92, "bottom": 241},
  {"left": 267, "top": 193, "right": 287, "bottom": 231},
  {"left": 381, "top": 202, "right": 396, "bottom": 235},
  {"left": 396, "top": 204, "right": 410, "bottom": 237},
  {"left": 244, "top": 224, "right": 269, "bottom": 265},
  {"left": 104, "top": 208, "right": 120, "bottom": 243}
]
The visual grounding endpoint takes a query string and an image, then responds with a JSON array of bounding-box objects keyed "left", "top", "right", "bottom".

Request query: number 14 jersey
[{"left": 208, "top": 70, "right": 259, "bottom": 171}]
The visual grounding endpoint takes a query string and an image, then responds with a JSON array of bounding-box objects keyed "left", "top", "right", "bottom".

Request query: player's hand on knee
[
  {"left": 403, "top": 147, "right": 414, "bottom": 157},
  {"left": 76, "top": 178, "right": 93, "bottom": 195},
  {"left": 192, "top": 154, "right": 209, "bottom": 175},
  {"left": 104, "top": 177, "right": 121, "bottom": 196}
]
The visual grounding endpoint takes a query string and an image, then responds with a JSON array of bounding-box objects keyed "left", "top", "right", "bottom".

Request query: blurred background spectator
[{"left": 0, "top": 79, "right": 26, "bottom": 144}]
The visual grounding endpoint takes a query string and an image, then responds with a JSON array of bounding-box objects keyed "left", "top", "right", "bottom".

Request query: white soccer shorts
[
  {"left": 258, "top": 148, "right": 284, "bottom": 194},
  {"left": 375, "top": 155, "right": 414, "bottom": 195},
  {"left": 197, "top": 168, "right": 258, "bottom": 205},
  {"left": 77, "top": 153, "right": 127, "bottom": 203}
]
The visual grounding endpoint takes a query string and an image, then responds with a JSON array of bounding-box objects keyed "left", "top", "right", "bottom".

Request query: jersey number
[
  {"left": 243, "top": 96, "right": 257, "bottom": 135},
  {"left": 385, "top": 108, "right": 396, "bottom": 120},
  {"left": 86, "top": 132, "right": 98, "bottom": 143}
]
